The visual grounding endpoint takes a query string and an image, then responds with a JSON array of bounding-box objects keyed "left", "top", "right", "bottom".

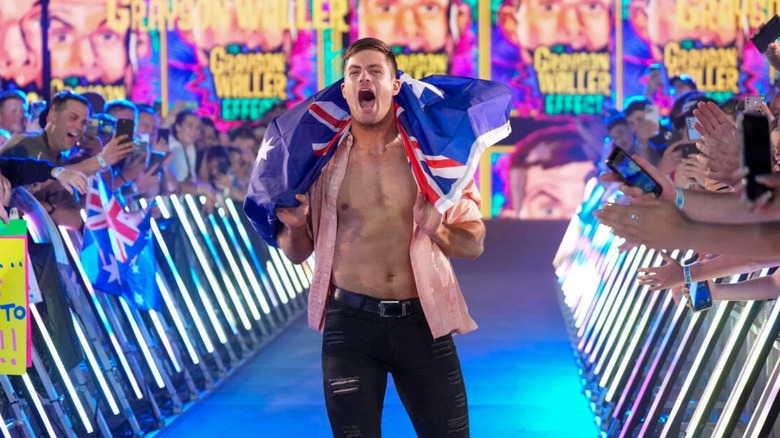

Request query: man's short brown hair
[{"left": 342, "top": 37, "right": 398, "bottom": 75}]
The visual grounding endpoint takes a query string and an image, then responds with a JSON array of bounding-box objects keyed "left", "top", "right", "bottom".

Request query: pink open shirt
[{"left": 305, "top": 133, "right": 481, "bottom": 339}]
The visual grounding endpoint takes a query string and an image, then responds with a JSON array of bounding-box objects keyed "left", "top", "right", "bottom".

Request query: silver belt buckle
[{"left": 378, "top": 300, "right": 402, "bottom": 317}]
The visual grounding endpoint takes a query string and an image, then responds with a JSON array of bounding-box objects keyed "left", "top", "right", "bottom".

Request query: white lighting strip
[
  {"left": 170, "top": 195, "right": 239, "bottom": 334},
  {"left": 149, "top": 309, "right": 182, "bottom": 372},
  {"left": 151, "top": 220, "right": 214, "bottom": 354},
  {"left": 266, "top": 262, "right": 289, "bottom": 304},
  {"left": 0, "top": 410, "right": 11, "bottom": 438},
  {"left": 223, "top": 199, "right": 282, "bottom": 307},
  {"left": 208, "top": 213, "right": 261, "bottom": 321},
  {"left": 268, "top": 246, "right": 298, "bottom": 298},
  {"left": 69, "top": 313, "right": 120, "bottom": 416},
  {"left": 183, "top": 196, "right": 252, "bottom": 331},
  {"left": 21, "top": 373, "right": 57, "bottom": 436},
  {"left": 218, "top": 210, "right": 272, "bottom": 314},
  {"left": 30, "top": 305, "right": 95, "bottom": 429},
  {"left": 154, "top": 196, "right": 171, "bottom": 219},
  {"left": 118, "top": 298, "right": 166, "bottom": 389},
  {"left": 59, "top": 227, "right": 143, "bottom": 400}
]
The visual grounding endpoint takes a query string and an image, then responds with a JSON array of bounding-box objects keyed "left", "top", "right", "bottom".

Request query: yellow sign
[{"left": 0, "top": 220, "right": 29, "bottom": 375}]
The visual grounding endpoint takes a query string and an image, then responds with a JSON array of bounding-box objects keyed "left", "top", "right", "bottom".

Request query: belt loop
[{"left": 358, "top": 295, "right": 367, "bottom": 310}]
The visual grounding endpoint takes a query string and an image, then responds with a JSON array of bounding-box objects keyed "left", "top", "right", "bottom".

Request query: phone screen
[
  {"left": 605, "top": 147, "right": 663, "bottom": 196},
  {"left": 115, "top": 118, "right": 135, "bottom": 145},
  {"left": 686, "top": 117, "right": 702, "bottom": 141},
  {"left": 751, "top": 15, "right": 780, "bottom": 53},
  {"left": 740, "top": 113, "right": 773, "bottom": 201},
  {"left": 689, "top": 281, "right": 713, "bottom": 312}
]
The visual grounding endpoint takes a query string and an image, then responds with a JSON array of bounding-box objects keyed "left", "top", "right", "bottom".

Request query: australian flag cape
[{"left": 244, "top": 72, "right": 513, "bottom": 247}]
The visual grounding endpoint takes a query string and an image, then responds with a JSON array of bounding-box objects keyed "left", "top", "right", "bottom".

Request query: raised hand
[
  {"left": 55, "top": 168, "right": 88, "bottom": 195},
  {"left": 101, "top": 135, "right": 135, "bottom": 166},
  {"left": 637, "top": 251, "right": 684, "bottom": 291},
  {"left": 413, "top": 192, "right": 443, "bottom": 236},
  {"left": 276, "top": 194, "right": 309, "bottom": 229}
]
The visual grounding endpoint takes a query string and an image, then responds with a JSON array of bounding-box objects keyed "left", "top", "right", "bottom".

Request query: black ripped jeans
[{"left": 322, "top": 296, "right": 469, "bottom": 438}]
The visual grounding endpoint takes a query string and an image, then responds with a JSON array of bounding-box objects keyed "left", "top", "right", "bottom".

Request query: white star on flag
[
  {"left": 130, "top": 256, "right": 140, "bottom": 275},
  {"left": 257, "top": 136, "right": 275, "bottom": 162},
  {"left": 102, "top": 254, "right": 121, "bottom": 284}
]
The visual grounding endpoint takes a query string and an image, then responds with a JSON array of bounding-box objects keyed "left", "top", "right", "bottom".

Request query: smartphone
[
  {"left": 183, "top": 101, "right": 199, "bottom": 111},
  {"left": 644, "top": 105, "right": 660, "bottom": 124},
  {"left": 86, "top": 118, "right": 101, "bottom": 136},
  {"left": 689, "top": 281, "right": 713, "bottom": 312},
  {"left": 677, "top": 142, "right": 700, "bottom": 158},
  {"left": 644, "top": 104, "right": 661, "bottom": 136},
  {"left": 740, "top": 112, "right": 774, "bottom": 201},
  {"left": 605, "top": 147, "right": 664, "bottom": 197},
  {"left": 751, "top": 15, "right": 780, "bottom": 53},
  {"left": 28, "top": 100, "right": 46, "bottom": 121},
  {"left": 137, "top": 132, "right": 150, "bottom": 150},
  {"left": 685, "top": 117, "right": 702, "bottom": 141},
  {"left": 148, "top": 151, "right": 166, "bottom": 171},
  {"left": 744, "top": 95, "right": 764, "bottom": 112},
  {"left": 157, "top": 127, "right": 170, "bottom": 143},
  {"left": 115, "top": 118, "right": 135, "bottom": 145}
]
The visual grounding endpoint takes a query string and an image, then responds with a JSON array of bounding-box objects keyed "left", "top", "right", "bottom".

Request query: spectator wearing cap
[{"left": 669, "top": 75, "right": 698, "bottom": 99}]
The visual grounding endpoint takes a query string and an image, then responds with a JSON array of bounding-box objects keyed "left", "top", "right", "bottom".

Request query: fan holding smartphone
[{"left": 605, "top": 147, "right": 664, "bottom": 197}]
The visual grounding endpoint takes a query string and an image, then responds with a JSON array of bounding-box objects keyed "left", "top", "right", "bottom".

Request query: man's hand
[
  {"left": 120, "top": 152, "right": 147, "bottom": 182},
  {"left": 55, "top": 168, "right": 87, "bottom": 195},
  {"left": 101, "top": 135, "right": 135, "bottom": 166},
  {"left": 674, "top": 156, "right": 708, "bottom": 189},
  {"left": 135, "top": 164, "right": 161, "bottom": 197},
  {"left": 637, "top": 251, "right": 685, "bottom": 291},
  {"left": 276, "top": 194, "right": 309, "bottom": 229},
  {"left": 600, "top": 154, "right": 677, "bottom": 204},
  {"left": 594, "top": 198, "right": 693, "bottom": 249},
  {"left": 413, "top": 192, "right": 443, "bottom": 236},
  {"left": 693, "top": 101, "right": 739, "bottom": 185}
]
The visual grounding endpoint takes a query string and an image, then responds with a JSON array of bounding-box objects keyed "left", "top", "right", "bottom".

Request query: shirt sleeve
[
  {"left": 443, "top": 179, "right": 482, "bottom": 225},
  {"left": 168, "top": 143, "right": 190, "bottom": 183},
  {"left": 0, "top": 157, "right": 55, "bottom": 187}
]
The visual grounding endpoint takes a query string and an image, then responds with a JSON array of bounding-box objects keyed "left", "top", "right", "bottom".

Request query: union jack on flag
[
  {"left": 84, "top": 177, "right": 141, "bottom": 262},
  {"left": 244, "top": 72, "right": 512, "bottom": 246},
  {"left": 81, "top": 176, "right": 160, "bottom": 310}
]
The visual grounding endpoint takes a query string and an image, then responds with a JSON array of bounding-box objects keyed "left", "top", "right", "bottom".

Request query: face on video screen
[
  {"left": 357, "top": 0, "right": 471, "bottom": 53},
  {"left": 49, "top": 0, "right": 129, "bottom": 85},
  {"left": 631, "top": 0, "right": 736, "bottom": 50},
  {"left": 188, "top": 1, "right": 288, "bottom": 59},
  {"left": 0, "top": 0, "right": 43, "bottom": 89},
  {"left": 498, "top": 0, "right": 611, "bottom": 62}
]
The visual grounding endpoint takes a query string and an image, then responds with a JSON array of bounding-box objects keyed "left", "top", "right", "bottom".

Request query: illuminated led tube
[
  {"left": 208, "top": 213, "right": 261, "bottom": 321},
  {"left": 148, "top": 309, "right": 183, "bottom": 372},
  {"left": 118, "top": 298, "right": 166, "bottom": 389},
  {"left": 59, "top": 227, "right": 143, "bottom": 400},
  {"left": 152, "top": 221, "right": 215, "bottom": 354},
  {"left": 29, "top": 305, "right": 96, "bottom": 429}
]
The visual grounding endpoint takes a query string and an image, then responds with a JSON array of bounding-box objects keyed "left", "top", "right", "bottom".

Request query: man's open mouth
[{"left": 358, "top": 89, "right": 376, "bottom": 109}]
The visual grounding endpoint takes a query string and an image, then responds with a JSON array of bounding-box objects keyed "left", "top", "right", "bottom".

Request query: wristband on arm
[
  {"left": 51, "top": 167, "right": 65, "bottom": 179},
  {"left": 675, "top": 187, "right": 685, "bottom": 209},
  {"left": 96, "top": 152, "right": 109, "bottom": 168}
]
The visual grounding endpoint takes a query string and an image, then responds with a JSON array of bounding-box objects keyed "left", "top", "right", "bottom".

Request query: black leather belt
[{"left": 332, "top": 287, "right": 418, "bottom": 318}]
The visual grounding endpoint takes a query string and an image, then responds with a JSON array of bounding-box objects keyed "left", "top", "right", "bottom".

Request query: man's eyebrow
[{"left": 49, "top": 16, "right": 74, "bottom": 30}]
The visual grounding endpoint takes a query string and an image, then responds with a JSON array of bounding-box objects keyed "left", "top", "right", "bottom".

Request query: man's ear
[
  {"left": 628, "top": 0, "right": 650, "bottom": 41},
  {"left": 497, "top": 4, "right": 520, "bottom": 46},
  {"left": 341, "top": 81, "right": 346, "bottom": 98},
  {"left": 392, "top": 78, "right": 401, "bottom": 96}
]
